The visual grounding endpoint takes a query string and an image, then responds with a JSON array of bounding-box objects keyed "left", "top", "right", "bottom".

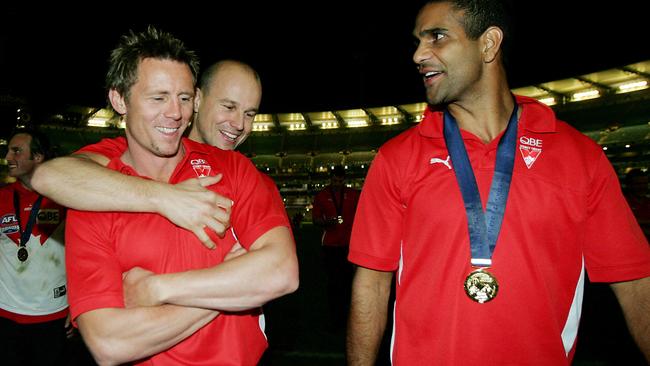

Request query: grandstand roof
[{"left": 2, "top": 1, "right": 650, "bottom": 118}]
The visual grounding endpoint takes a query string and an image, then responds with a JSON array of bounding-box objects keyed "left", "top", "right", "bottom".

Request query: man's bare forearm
[
  {"left": 611, "top": 276, "right": 650, "bottom": 363},
  {"left": 144, "top": 226, "right": 299, "bottom": 311},
  {"left": 31, "top": 153, "right": 231, "bottom": 244},
  {"left": 32, "top": 154, "right": 165, "bottom": 212},
  {"left": 347, "top": 267, "right": 394, "bottom": 366},
  {"left": 77, "top": 305, "right": 218, "bottom": 366}
]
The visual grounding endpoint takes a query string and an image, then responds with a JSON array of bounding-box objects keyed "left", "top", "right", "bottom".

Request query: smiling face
[
  {"left": 412, "top": 2, "right": 484, "bottom": 106},
  {"left": 190, "top": 62, "right": 262, "bottom": 150},
  {"left": 5, "top": 133, "right": 42, "bottom": 181},
  {"left": 112, "top": 58, "right": 195, "bottom": 159}
]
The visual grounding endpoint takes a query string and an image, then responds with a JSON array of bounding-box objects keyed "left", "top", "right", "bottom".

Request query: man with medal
[
  {"left": 312, "top": 164, "right": 361, "bottom": 328},
  {"left": 347, "top": 1, "right": 650, "bottom": 365},
  {"left": 0, "top": 129, "right": 69, "bottom": 365}
]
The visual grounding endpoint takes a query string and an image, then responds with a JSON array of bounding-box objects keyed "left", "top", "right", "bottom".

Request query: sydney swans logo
[{"left": 519, "top": 136, "right": 542, "bottom": 169}]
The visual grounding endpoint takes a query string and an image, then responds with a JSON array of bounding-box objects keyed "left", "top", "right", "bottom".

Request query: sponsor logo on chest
[
  {"left": 430, "top": 155, "right": 452, "bottom": 170},
  {"left": 519, "top": 136, "right": 543, "bottom": 169},
  {"left": 37, "top": 209, "right": 61, "bottom": 225},
  {"left": 190, "top": 158, "right": 213, "bottom": 177},
  {"left": 0, "top": 214, "right": 19, "bottom": 234}
]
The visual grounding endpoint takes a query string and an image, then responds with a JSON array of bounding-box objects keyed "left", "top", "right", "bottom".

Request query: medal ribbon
[
  {"left": 13, "top": 191, "right": 44, "bottom": 247},
  {"left": 443, "top": 103, "right": 518, "bottom": 267}
]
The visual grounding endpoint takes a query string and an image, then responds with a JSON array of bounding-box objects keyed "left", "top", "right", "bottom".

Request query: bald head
[{"left": 190, "top": 60, "right": 262, "bottom": 150}]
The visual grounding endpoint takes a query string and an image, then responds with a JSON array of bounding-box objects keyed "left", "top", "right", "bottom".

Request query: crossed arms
[
  {"left": 77, "top": 226, "right": 296, "bottom": 365},
  {"left": 32, "top": 153, "right": 299, "bottom": 365}
]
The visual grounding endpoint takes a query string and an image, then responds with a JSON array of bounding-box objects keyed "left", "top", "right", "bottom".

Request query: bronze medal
[
  {"left": 337, "top": 216, "right": 344, "bottom": 224},
  {"left": 17, "top": 247, "right": 28, "bottom": 262},
  {"left": 464, "top": 268, "right": 498, "bottom": 303}
]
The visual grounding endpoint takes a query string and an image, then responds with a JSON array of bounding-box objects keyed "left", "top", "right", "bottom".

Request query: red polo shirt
[
  {"left": 67, "top": 138, "right": 289, "bottom": 365},
  {"left": 349, "top": 96, "right": 650, "bottom": 365}
]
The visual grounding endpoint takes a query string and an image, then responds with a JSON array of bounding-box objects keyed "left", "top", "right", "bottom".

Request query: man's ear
[
  {"left": 194, "top": 87, "right": 202, "bottom": 113},
  {"left": 481, "top": 26, "right": 504, "bottom": 63},
  {"left": 32, "top": 152, "right": 44, "bottom": 163},
  {"left": 109, "top": 89, "right": 127, "bottom": 114}
]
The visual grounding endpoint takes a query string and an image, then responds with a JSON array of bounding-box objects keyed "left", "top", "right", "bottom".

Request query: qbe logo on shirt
[
  {"left": 37, "top": 209, "right": 60, "bottom": 225},
  {"left": 519, "top": 136, "right": 543, "bottom": 169}
]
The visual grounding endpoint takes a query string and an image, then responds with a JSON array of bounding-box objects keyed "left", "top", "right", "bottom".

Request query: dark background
[{"left": 1, "top": 1, "right": 649, "bottom": 117}]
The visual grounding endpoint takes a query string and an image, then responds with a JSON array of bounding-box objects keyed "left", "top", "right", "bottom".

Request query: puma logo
[{"left": 430, "top": 155, "right": 452, "bottom": 170}]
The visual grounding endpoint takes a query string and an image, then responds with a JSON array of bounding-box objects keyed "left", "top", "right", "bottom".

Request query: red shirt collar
[{"left": 418, "top": 95, "right": 557, "bottom": 138}]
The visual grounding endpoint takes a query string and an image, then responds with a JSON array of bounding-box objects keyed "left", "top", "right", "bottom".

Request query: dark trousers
[
  {"left": 0, "top": 316, "right": 68, "bottom": 366},
  {"left": 321, "top": 245, "right": 354, "bottom": 328}
]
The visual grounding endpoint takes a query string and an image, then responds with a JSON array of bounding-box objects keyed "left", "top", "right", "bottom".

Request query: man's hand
[
  {"left": 154, "top": 175, "right": 233, "bottom": 249},
  {"left": 64, "top": 313, "right": 76, "bottom": 338},
  {"left": 123, "top": 267, "right": 158, "bottom": 308}
]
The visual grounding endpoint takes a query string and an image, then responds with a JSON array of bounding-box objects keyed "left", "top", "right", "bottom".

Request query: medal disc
[
  {"left": 464, "top": 268, "right": 498, "bottom": 303},
  {"left": 337, "top": 216, "right": 344, "bottom": 224},
  {"left": 17, "top": 247, "right": 28, "bottom": 262}
]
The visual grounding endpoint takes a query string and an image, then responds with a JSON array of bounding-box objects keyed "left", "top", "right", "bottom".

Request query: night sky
[{"left": 2, "top": 2, "right": 649, "bottom": 116}]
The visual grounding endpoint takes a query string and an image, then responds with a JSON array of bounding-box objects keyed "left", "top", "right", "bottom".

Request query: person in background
[
  {"left": 347, "top": 1, "right": 650, "bottom": 365},
  {"left": 60, "top": 26, "right": 298, "bottom": 365},
  {"left": 312, "top": 165, "right": 360, "bottom": 329},
  {"left": 623, "top": 168, "right": 650, "bottom": 238},
  {"left": 0, "top": 129, "right": 69, "bottom": 365}
]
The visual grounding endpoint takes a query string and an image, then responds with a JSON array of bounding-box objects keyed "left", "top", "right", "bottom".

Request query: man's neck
[
  {"left": 16, "top": 175, "right": 34, "bottom": 192},
  {"left": 447, "top": 86, "right": 516, "bottom": 144},
  {"left": 122, "top": 142, "right": 186, "bottom": 182},
  {"left": 188, "top": 126, "right": 203, "bottom": 143}
]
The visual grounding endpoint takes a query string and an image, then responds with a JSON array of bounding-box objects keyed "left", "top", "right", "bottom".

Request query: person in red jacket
[{"left": 312, "top": 165, "right": 360, "bottom": 329}]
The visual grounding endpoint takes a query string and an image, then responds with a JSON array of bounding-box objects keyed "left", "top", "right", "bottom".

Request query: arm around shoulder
[
  {"left": 31, "top": 152, "right": 232, "bottom": 243},
  {"left": 30, "top": 152, "right": 158, "bottom": 211}
]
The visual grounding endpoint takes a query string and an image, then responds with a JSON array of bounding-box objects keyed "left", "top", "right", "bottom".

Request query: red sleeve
[
  {"left": 348, "top": 150, "right": 404, "bottom": 271},
  {"left": 65, "top": 210, "right": 124, "bottom": 322},
  {"left": 74, "top": 137, "right": 127, "bottom": 160},
  {"left": 263, "top": 174, "right": 288, "bottom": 220},
  {"left": 229, "top": 156, "right": 290, "bottom": 250},
  {"left": 583, "top": 153, "right": 650, "bottom": 282}
]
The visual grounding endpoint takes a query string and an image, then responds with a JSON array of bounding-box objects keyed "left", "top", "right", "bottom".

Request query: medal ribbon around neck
[
  {"left": 443, "top": 103, "right": 518, "bottom": 267},
  {"left": 13, "top": 191, "right": 44, "bottom": 258}
]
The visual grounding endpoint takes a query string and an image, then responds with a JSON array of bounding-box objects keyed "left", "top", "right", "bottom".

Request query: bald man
[{"left": 32, "top": 60, "right": 266, "bottom": 246}]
